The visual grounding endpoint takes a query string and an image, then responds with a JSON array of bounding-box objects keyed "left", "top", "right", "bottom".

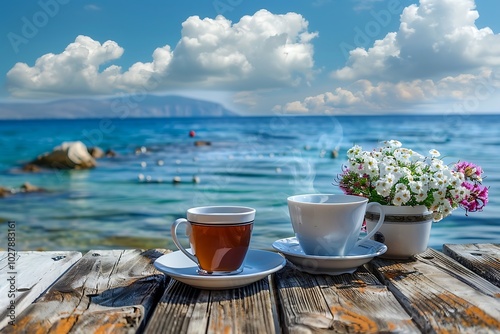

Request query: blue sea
[{"left": 0, "top": 115, "right": 499, "bottom": 251}]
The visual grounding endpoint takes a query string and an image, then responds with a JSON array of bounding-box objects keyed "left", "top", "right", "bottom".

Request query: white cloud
[
  {"left": 6, "top": 10, "right": 317, "bottom": 98},
  {"left": 283, "top": 101, "right": 309, "bottom": 113},
  {"left": 280, "top": 69, "right": 500, "bottom": 114},
  {"left": 333, "top": 0, "right": 500, "bottom": 81},
  {"left": 7, "top": 35, "right": 124, "bottom": 97},
  {"left": 277, "top": 0, "right": 500, "bottom": 114}
]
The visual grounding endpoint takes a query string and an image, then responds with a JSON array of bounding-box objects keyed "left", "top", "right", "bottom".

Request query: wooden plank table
[
  {"left": 1, "top": 244, "right": 498, "bottom": 333},
  {"left": 0, "top": 250, "right": 82, "bottom": 329}
]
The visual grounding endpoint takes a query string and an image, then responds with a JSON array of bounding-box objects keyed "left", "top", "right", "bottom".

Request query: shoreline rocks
[
  {"left": 0, "top": 186, "right": 13, "bottom": 197},
  {"left": 0, "top": 182, "right": 48, "bottom": 198},
  {"left": 29, "top": 141, "right": 96, "bottom": 170},
  {"left": 20, "top": 182, "right": 47, "bottom": 193}
]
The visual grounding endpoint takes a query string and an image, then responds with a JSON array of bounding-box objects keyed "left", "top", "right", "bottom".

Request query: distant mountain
[{"left": 0, "top": 95, "right": 239, "bottom": 119}]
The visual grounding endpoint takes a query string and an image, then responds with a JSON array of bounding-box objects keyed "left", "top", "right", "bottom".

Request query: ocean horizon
[{"left": 1, "top": 114, "right": 499, "bottom": 252}]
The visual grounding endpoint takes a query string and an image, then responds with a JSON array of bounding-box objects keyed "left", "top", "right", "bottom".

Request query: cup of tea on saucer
[
  {"left": 171, "top": 206, "right": 255, "bottom": 275},
  {"left": 287, "top": 194, "right": 385, "bottom": 256}
]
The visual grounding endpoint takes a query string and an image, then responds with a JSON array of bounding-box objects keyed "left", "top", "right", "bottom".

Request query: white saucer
[
  {"left": 272, "top": 237, "right": 387, "bottom": 275},
  {"left": 154, "top": 249, "right": 286, "bottom": 290}
]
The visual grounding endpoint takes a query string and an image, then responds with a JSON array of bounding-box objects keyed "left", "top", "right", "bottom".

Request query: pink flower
[
  {"left": 460, "top": 182, "right": 489, "bottom": 213},
  {"left": 455, "top": 161, "right": 483, "bottom": 181}
]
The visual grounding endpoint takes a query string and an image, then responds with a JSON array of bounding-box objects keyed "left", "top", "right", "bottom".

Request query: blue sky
[{"left": 1, "top": 0, "right": 500, "bottom": 118}]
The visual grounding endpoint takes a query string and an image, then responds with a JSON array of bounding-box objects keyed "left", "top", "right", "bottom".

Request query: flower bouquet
[
  {"left": 335, "top": 140, "right": 488, "bottom": 258},
  {"left": 336, "top": 140, "right": 488, "bottom": 221}
]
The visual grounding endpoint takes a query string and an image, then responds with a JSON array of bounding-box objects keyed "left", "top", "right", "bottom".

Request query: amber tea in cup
[{"left": 171, "top": 206, "right": 255, "bottom": 275}]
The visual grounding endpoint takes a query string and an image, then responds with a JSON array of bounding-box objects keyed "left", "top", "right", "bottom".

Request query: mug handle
[
  {"left": 171, "top": 218, "right": 198, "bottom": 264},
  {"left": 355, "top": 202, "right": 385, "bottom": 246}
]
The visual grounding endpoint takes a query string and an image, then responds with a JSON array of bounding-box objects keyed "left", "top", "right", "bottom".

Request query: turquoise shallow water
[{"left": 0, "top": 115, "right": 499, "bottom": 251}]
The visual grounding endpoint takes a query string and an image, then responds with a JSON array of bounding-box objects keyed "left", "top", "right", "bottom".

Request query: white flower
[
  {"left": 410, "top": 151, "right": 425, "bottom": 162},
  {"left": 431, "top": 172, "right": 448, "bottom": 189},
  {"left": 394, "top": 148, "right": 412, "bottom": 165},
  {"left": 347, "top": 145, "right": 362, "bottom": 159},
  {"left": 396, "top": 183, "right": 407, "bottom": 192},
  {"left": 431, "top": 190, "right": 446, "bottom": 208},
  {"left": 382, "top": 156, "right": 397, "bottom": 166},
  {"left": 429, "top": 149, "right": 441, "bottom": 157},
  {"left": 433, "top": 211, "right": 444, "bottom": 222},
  {"left": 409, "top": 181, "right": 427, "bottom": 194},
  {"left": 375, "top": 180, "right": 391, "bottom": 197},
  {"left": 420, "top": 174, "right": 430, "bottom": 184},
  {"left": 400, "top": 167, "right": 412, "bottom": 179},
  {"left": 439, "top": 200, "right": 454, "bottom": 218},
  {"left": 370, "top": 150, "right": 382, "bottom": 159},
  {"left": 415, "top": 191, "right": 428, "bottom": 202},
  {"left": 384, "top": 173, "right": 397, "bottom": 186},
  {"left": 384, "top": 140, "right": 402, "bottom": 149},
  {"left": 452, "top": 170, "right": 465, "bottom": 182},
  {"left": 450, "top": 186, "right": 469, "bottom": 200},
  {"left": 392, "top": 190, "right": 410, "bottom": 205},
  {"left": 447, "top": 171, "right": 462, "bottom": 188},
  {"left": 431, "top": 159, "right": 445, "bottom": 172},
  {"left": 391, "top": 166, "right": 403, "bottom": 179},
  {"left": 348, "top": 160, "right": 362, "bottom": 174},
  {"left": 364, "top": 156, "right": 379, "bottom": 172}
]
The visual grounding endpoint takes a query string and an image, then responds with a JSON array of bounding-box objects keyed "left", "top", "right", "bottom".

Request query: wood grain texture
[
  {"left": 443, "top": 243, "right": 500, "bottom": 287},
  {"left": 2, "top": 249, "right": 169, "bottom": 334},
  {"left": 316, "top": 267, "right": 419, "bottom": 333},
  {"left": 370, "top": 248, "right": 500, "bottom": 333},
  {"left": 275, "top": 264, "right": 419, "bottom": 333},
  {"left": 145, "top": 276, "right": 277, "bottom": 334},
  {"left": 2, "top": 245, "right": 499, "bottom": 334},
  {"left": 274, "top": 264, "right": 335, "bottom": 333},
  {"left": 0, "top": 251, "right": 82, "bottom": 329}
]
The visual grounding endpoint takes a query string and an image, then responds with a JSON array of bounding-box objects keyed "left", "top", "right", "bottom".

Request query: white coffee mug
[{"left": 287, "top": 194, "right": 385, "bottom": 256}]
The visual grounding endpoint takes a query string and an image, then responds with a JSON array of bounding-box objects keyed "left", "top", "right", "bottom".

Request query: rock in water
[
  {"left": 105, "top": 149, "right": 117, "bottom": 157},
  {"left": 31, "top": 141, "right": 96, "bottom": 169},
  {"left": 22, "top": 163, "right": 41, "bottom": 172},
  {"left": 20, "top": 182, "right": 46, "bottom": 193},
  {"left": 194, "top": 140, "right": 211, "bottom": 146},
  {"left": 88, "top": 146, "right": 105, "bottom": 158},
  {"left": 0, "top": 186, "right": 13, "bottom": 197}
]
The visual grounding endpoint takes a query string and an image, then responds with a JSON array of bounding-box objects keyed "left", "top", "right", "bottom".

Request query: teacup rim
[
  {"left": 287, "top": 193, "right": 368, "bottom": 205},
  {"left": 186, "top": 205, "right": 256, "bottom": 224}
]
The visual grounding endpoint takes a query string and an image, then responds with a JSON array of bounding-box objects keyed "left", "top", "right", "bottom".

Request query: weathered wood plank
[
  {"left": 2, "top": 249, "right": 169, "bottom": 334},
  {"left": 370, "top": 248, "right": 500, "bottom": 333},
  {"left": 274, "top": 263, "right": 335, "bottom": 333},
  {"left": 315, "top": 267, "right": 419, "bottom": 333},
  {"left": 275, "top": 263, "right": 419, "bottom": 333},
  {"left": 0, "top": 251, "right": 82, "bottom": 329},
  {"left": 206, "top": 277, "right": 278, "bottom": 334},
  {"left": 144, "top": 279, "right": 208, "bottom": 334},
  {"left": 145, "top": 276, "right": 278, "bottom": 334},
  {"left": 443, "top": 243, "right": 500, "bottom": 287}
]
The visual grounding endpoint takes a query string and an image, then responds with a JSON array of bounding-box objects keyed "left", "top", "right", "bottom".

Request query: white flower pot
[{"left": 365, "top": 205, "right": 433, "bottom": 259}]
